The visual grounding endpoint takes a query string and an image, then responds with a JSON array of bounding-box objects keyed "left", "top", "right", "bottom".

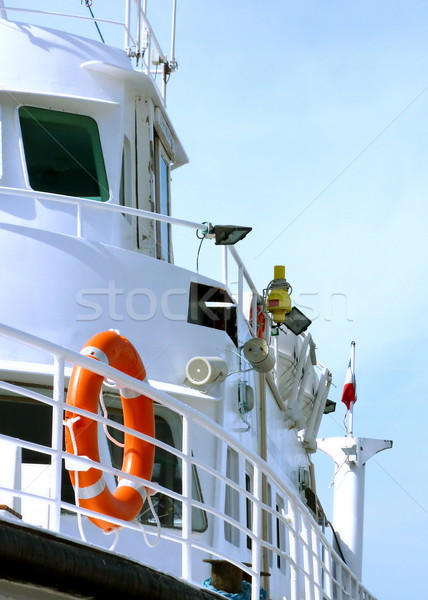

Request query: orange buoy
[
  {"left": 249, "top": 301, "right": 267, "bottom": 339},
  {"left": 65, "top": 330, "right": 154, "bottom": 532}
]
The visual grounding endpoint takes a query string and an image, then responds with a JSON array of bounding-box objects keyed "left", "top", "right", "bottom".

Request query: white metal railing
[
  {"left": 0, "top": 185, "right": 205, "bottom": 236},
  {"left": 0, "top": 182, "right": 333, "bottom": 450},
  {"left": 0, "top": 1, "right": 176, "bottom": 100},
  {"left": 0, "top": 322, "right": 377, "bottom": 600},
  {"left": 0, "top": 184, "right": 260, "bottom": 336}
]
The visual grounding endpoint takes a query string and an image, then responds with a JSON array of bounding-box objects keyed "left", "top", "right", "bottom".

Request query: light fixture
[
  {"left": 324, "top": 399, "right": 336, "bottom": 414},
  {"left": 264, "top": 266, "right": 312, "bottom": 335},
  {"left": 283, "top": 306, "right": 312, "bottom": 335},
  {"left": 208, "top": 225, "right": 252, "bottom": 245}
]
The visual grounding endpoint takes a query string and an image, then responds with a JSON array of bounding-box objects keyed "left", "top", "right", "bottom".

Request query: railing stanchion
[
  {"left": 251, "top": 292, "right": 257, "bottom": 336},
  {"left": 251, "top": 463, "right": 262, "bottom": 600},
  {"left": 0, "top": 323, "right": 374, "bottom": 600},
  {"left": 222, "top": 246, "right": 229, "bottom": 286},
  {"left": 238, "top": 265, "right": 244, "bottom": 319},
  {"left": 124, "top": 0, "right": 131, "bottom": 51},
  {"left": 181, "top": 414, "right": 193, "bottom": 582},
  {"left": 76, "top": 203, "right": 82, "bottom": 238},
  {"left": 288, "top": 500, "right": 300, "bottom": 600},
  {"left": 50, "top": 355, "right": 65, "bottom": 532}
]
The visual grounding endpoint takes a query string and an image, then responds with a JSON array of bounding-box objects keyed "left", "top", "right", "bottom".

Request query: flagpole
[
  {"left": 320, "top": 339, "right": 392, "bottom": 577},
  {"left": 348, "top": 341, "right": 356, "bottom": 436}
]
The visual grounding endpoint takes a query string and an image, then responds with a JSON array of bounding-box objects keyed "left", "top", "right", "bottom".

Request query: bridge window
[
  {"left": 19, "top": 106, "right": 109, "bottom": 201},
  {"left": 275, "top": 494, "right": 287, "bottom": 573},
  {"left": 154, "top": 136, "right": 171, "bottom": 261},
  {"left": 108, "top": 409, "right": 207, "bottom": 532},
  {"left": 0, "top": 394, "right": 74, "bottom": 505},
  {"left": 224, "top": 446, "right": 240, "bottom": 546},
  {"left": 245, "top": 464, "right": 253, "bottom": 550}
]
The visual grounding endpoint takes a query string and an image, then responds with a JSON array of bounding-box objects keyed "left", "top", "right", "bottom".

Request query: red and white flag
[{"left": 341, "top": 356, "right": 357, "bottom": 411}]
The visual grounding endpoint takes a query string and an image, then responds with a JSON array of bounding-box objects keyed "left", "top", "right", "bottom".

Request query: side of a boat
[{"left": 0, "top": 3, "right": 387, "bottom": 600}]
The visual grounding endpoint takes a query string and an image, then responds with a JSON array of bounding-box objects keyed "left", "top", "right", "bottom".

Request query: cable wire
[{"left": 82, "top": 0, "right": 105, "bottom": 44}]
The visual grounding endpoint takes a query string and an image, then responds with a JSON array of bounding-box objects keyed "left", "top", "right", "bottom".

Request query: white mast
[
  {"left": 318, "top": 436, "right": 392, "bottom": 578},
  {"left": 318, "top": 344, "right": 392, "bottom": 579}
]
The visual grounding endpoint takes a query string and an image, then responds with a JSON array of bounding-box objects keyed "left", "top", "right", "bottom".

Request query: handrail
[
  {"left": 0, "top": 322, "right": 377, "bottom": 600},
  {"left": 0, "top": 183, "right": 331, "bottom": 435},
  {"left": 0, "top": 185, "right": 205, "bottom": 232},
  {"left": 1, "top": 6, "right": 123, "bottom": 27},
  {"left": 0, "top": 184, "right": 262, "bottom": 336},
  {"left": 0, "top": 1, "right": 174, "bottom": 100},
  {"left": 228, "top": 245, "right": 258, "bottom": 296}
]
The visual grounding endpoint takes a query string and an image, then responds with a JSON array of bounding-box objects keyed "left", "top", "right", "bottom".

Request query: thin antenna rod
[
  {"left": 170, "top": 0, "right": 177, "bottom": 67},
  {"left": 348, "top": 340, "right": 356, "bottom": 436},
  {"left": 84, "top": 1, "right": 105, "bottom": 44},
  {"left": 0, "top": 0, "right": 7, "bottom": 20}
]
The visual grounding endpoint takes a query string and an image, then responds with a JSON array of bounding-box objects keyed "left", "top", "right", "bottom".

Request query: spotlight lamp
[
  {"left": 324, "top": 399, "right": 336, "bottom": 414},
  {"left": 207, "top": 224, "right": 252, "bottom": 246},
  {"left": 282, "top": 306, "right": 312, "bottom": 336}
]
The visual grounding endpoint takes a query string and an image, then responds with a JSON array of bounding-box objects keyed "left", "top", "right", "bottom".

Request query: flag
[{"left": 341, "top": 358, "right": 357, "bottom": 410}]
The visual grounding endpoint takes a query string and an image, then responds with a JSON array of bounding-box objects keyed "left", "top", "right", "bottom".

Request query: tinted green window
[
  {"left": 108, "top": 412, "right": 207, "bottom": 532},
  {"left": 0, "top": 396, "right": 74, "bottom": 505},
  {"left": 154, "top": 136, "right": 171, "bottom": 261},
  {"left": 158, "top": 155, "right": 170, "bottom": 260},
  {"left": 19, "top": 106, "right": 109, "bottom": 201}
]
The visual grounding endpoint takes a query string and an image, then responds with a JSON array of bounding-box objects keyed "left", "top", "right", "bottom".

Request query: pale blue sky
[{"left": 167, "top": 2, "right": 428, "bottom": 599}]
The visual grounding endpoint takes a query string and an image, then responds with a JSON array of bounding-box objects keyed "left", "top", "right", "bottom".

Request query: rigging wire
[
  {"left": 195, "top": 235, "right": 204, "bottom": 273},
  {"left": 65, "top": 400, "right": 162, "bottom": 546},
  {"left": 63, "top": 416, "right": 88, "bottom": 543},
  {"left": 82, "top": 0, "right": 105, "bottom": 44},
  {"left": 195, "top": 222, "right": 211, "bottom": 272},
  {"left": 99, "top": 390, "right": 125, "bottom": 448},
  {"left": 96, "top": 390, "right": 162, "bottom": 541}
]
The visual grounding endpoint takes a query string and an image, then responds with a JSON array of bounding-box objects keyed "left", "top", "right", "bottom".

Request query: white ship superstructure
[{"left": 0, "top": 3, "right": 390, "bottom": 600}]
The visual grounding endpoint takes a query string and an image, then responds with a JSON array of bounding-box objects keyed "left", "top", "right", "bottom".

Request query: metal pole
[
  {"left": 124, "top": 0, "right": 131, "bottom": 51},
  {"left": 348, "top": 341, "right": 356, "bottom": 436},
  {"left": 250, "top": 293, "right": 257, "bottom": 336},
  {"left": 170, "top": 0, "right": 177, "bottom": 66},
  {"left": 273, "top": 335, "right": 278, "bottom": 386},
  {"left": 181, "top": 414, "right": 192, "bottom": 582},
  {"left": 221, "top": 246, "right": 228, "bottom": 286},
  {"left": 0, "top": 0, "right": 7, "bottom": 20},
  {"left": 251, "top": 464, "right": 262, "bottom": 600},
  {"left": 238, "top": 265, "right": 244, "bottom": 318},
  {"left": 136, "top": 0, "right": 142, "bottom": 60},
  {"left": 318, "top": 436, "right": 392, "bottom": 579},
  {"left": 76, "top": 203, "right": 83, "bottom": 238},
  {"left": 50, "top": 356, "right": 65, "bottom": 532},
  {"left": 288, "top": 500, "right": 300, "bottom": 600}
]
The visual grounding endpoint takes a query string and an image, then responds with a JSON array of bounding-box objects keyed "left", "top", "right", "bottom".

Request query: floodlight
[
  {"left": 324, "top": 400, "right": 336, "bottom": 415},
  {"left": 283, "top": 306, "right": 312, "bottom": 335},
  {"left": 209, "top": 225, "right": 252, "bottom": 245}
]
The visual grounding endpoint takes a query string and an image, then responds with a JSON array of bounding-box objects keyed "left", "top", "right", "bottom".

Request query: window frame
[
  {"left": 106, "top": 403, "right": 207, "bottom": 532},
  {"left": 18, "top": 105, "right": 109, "bottom": 202},
  {"left": 224, "top": 446, "right": 241, "bottom": 547},
  {"left": 154, "top": 135, "right": 172, "bottom": 261}
]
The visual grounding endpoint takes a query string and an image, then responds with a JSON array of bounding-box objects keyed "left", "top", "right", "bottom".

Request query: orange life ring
[
  {"left": 249, "top": 301, "right": 267, "bottom": 339},
  {"left": 64, "top": 330, "right": 155, "bottom": 532}
]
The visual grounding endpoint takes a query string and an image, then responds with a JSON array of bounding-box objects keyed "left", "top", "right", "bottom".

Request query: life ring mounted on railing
[
  {"left": 64, "top": 330, "right": 155, "bottom": 532},
  {"left": 249, "top": 299, "right": 268, "bottom": 339}
]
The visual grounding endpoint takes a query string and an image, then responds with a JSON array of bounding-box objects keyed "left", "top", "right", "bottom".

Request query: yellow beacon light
[{"left": 266, "top": 265, "right": 292, "bottom": 323}]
